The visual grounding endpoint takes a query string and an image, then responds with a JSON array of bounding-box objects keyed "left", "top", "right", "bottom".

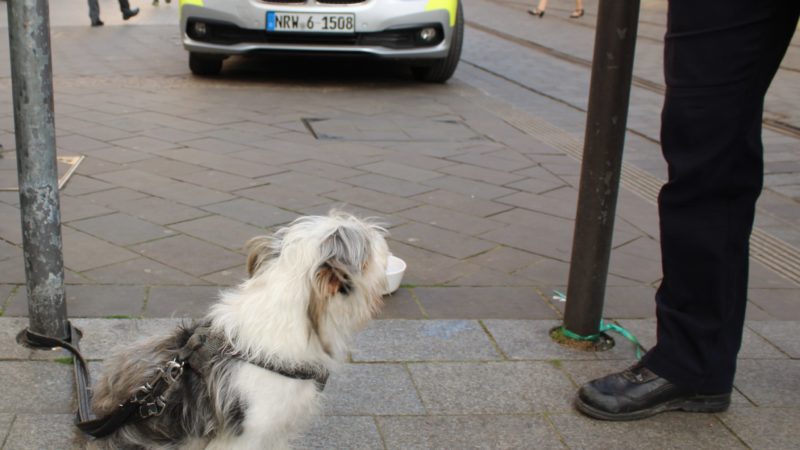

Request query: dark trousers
[
  {"left": 640, "top": 0, "right": 799, "bottom": 394},
  {"left": 88, "top": 0, "right": 133, "bottom": 21}
]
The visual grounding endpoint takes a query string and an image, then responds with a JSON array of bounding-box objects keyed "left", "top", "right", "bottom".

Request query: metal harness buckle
[{"left": 132, "top": 359, "right": 185, "bottom": 419}]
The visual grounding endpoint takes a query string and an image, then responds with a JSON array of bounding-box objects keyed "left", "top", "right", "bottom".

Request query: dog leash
[{"left": 22, "top": 322, "right": 330, "bottom": 438}]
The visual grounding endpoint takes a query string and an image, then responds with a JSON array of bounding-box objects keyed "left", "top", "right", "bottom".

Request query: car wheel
[
  {"left": 189, "top": 52, "right": 223, "bottom": 76},
  {"left": 412, "top": 0, "right": 463, "bottom": 83}
]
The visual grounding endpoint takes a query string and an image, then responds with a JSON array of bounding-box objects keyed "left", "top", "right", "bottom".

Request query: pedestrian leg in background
[
  {"left": 88, "top": 0, "right": 103, "bottom": 26},
  {"left": 573, "top": 0, "right": 799, "bottom": 421},
  {"left": 118, "top": 0, "right": 140, "bottom": 20}
]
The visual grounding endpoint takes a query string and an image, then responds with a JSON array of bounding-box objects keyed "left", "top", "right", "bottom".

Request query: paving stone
[
  {"left": 600, "top": 286, "right": 657, "bottom": 319},
  {"left": 62, "top": 229, "right": 138, "bottom": 272},
  {"left": 3, "top": 414, "right": 87, "bottom": 450},
  {"left": 398, "top": 204, "right": 503, "bottom": 236},
  {"left": 448, "top": 151, "right": 536, "bottom": 172},
  {"left": 734, "top": 359, "right": 800, "bottom": 407},
  {"left": 377, "top": 414, "right": 565, "bottom": 450},
  {"left": 0, "top": 238, "right": 20, "bottom": 261},
  {"left": 325, "top": 187, "right": 418, "bottom": 214},
  {"left": 481, "top": 212, "right": 574, "bottom": 261},
  {"left": 284, "top": 159, "right": 366, "bottom": 180},
  {"left": 0, "top": 413, "right": 12, "bottom": 446},
  {"left": 145, "top": 286, "right": 221, "bottom": 317},
  {"left": 439, "top": 162, "right": 526, "bottom": 186},
  {"left": 747, "top": 321, "right": 800, "bottom": 358},
  {"left": 83, "top": 146, "right": 154, "bottom": 164},
  {"left": 0, "top": 318, "right": 31, "bottom": 359},
  {"left": 465, "top": 245, "right": 539, "bottom": 273},
  {"left": 351, "top": 320, "right": 500, "bottom": 362},
  {"left": 747, "top": 288, "right": 800, "bottom": 320},
  {"left": 408, "top": 361, "right": 574, "bottom": 414},
  {"left": 549, "top": 411, "right": 745, "bottom": 450},
  {"left": 377, "top": 288, "right": 425, "bottom": 319},
  {"left": 127, "top": 157, "right": 207, "bottom": 179},
  {"left": 114, "top": 195, "right": 208, "bottom": 226},
  {"left": 506, "top": 176, "right": 566, "bottom": 195},
  {"left": 4, "top": 284, "right": 144, "bottom": 318},
  {"left": 293, "top": 415, "right": 383, "bottom": 450},
  {"left": 59, "top": 195, "right": 114, "bottom": 223},
  {"left": 0, "top": 202, "right": 22, "bottom": 245},
  {"left": 358, "top": 160, "right": 442, "bottom": 183},
  {"left": 260, "top": 171, "right": 352, "bottom": 195},
  {"left": 69, "top": 212, "right": 174, "bottom": 246},
  {"left": 132, "top": 235, "right": 242, "bottom": 277},
  {"left": 0, "top": 362, "right": 73, "bottom": 413},
  {"left": 484, "top": 320, "right": 597, "bottom": 360},
  {"left": 169, "top": 215, "right": 266, "bottom": 251},
  {"left": 0, "top": 257, "right": 26, "bottom": 283},
  {"left": 423, "top": 175, "right": 516, "bottom": 200},
  {"left": 237, "top": 183, "right": 329, "bottom": 211},
  {"left": 414, "top": 287, "right": 557, "bottom": 319},
  {"left": 172, "top": 169, "right": 262, "bottom": 192},
  {"left": 346, "top": 173, "right": 435, "bottom": 197},
  {"left": 146, "top": 181, "right": 236, "bottom": 207},
  {"left": 390, "top": 222, "right": 496, "bottom": 259},
  {"left": 496, "top": 191, "right": 578, "bottom": 221},
  {"left": 202, "top": 198, "right": 297, "bottom": 228},
  {"left": 76, "top": 187, "right": 150, "bottom": 207},
  {"left": 60, "top": 174, "right": 115, "bottom": 196},
  {"left": 719, "top": 407, "right": 800, "bottom": 450},
  {"left": 385, "top": 240, "right": 463, "bottom": 286},
  {"left": 443, "top": 262, "right": 536, "bottom": 287},
  {"left": 323, "top": 364, "right": 424, "bottom": 415}
]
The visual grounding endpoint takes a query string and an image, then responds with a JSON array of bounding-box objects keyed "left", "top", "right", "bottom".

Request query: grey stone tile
[
  {"left": 484, "top": 320, "right": 597, "bottom": 360},
  {"left": 0, "top": 413, "right": 12, "bottom": 446},
  {"left": 747, "top": 321, "right": 800, "bottom": 358},
  {"left": 62, "top": 229, "right": 139, "bottom": 272},
  {"left": 549, "top": 411, "right": 745, "bottom": 450},
  {"left": 59, "top": 195, "right": 114, "bottom": 223},
  {"left": 260, "top": 171, "right": 352, "bottom": 195},
  {"left": 0, "top": 238, "right": 20, "bottom": 261},
  {"left": 482, "top": 220, "right": 574, "bottom": 262},
  {"left": 109, "top": 136, "right": 181, "bottom": 153},
  {"left": 294, "top": 416, "right": 383, "bottom": 450},
  {"left": 284, "top": 160, "right": 365, "bottom": 180},
  {"left": 0, "top": 318, "right": 31, "bottom": 359},
  {"left": 3, "top": 414, "right": 87, "bottom": 450},
  {"left": 449, "top": 151, "right": 536, "bottom": 172},
  {"left": 60, "top": 174, "right": 115, "bottom": 196},
  {"left": 201, "top": 265, "right": 247, "bottom": 287},
  {"left": 423, "top": 175, "right": 516, "bottom": 200},
  {"left": 748, "top": 288, "right": 800, "bottom": 319},
  {"left": 76, "top": 187, "right": 150, "bottom": 207},
  {"left": 378, "top": 415, "right": 566, "bottom": 450},
  {"left": 358, "top": 160, "right": 441, "bottom": 182},
  {"left": 83, "top": 146, "right": 154, "bottom": 164},
  {"left": 390, "top": 222, "right": 496, "bottom": 259},
  {"left": 169, "top": 215, "right": 266, "bottom": 251},
  {"left": 126, "top": 157, "right": 208, "bottom": 178},
  {"left": 146, "top": 181, "right": 235, "bottom": 207},
  {"left": 131, "top": 235, "right": 242, "bottom": 277},
  {"left": 408, "top": 361, "right": 574, "bottom": 414},
  {"left": 415, "top": 287, "right": 557, "bottom": 320},
  {"left": 351, "top": 320, "right": 500, "bottom": 362},
  {"left": 83, "top": 257, "right": 206, "bottom": 285},
  {"left": 237, "top": 183, "right": 328, "bottom": 211},
  {"left": 398, "top": 205, "right": 504, "bottom": 236},
  {"left": 438, "top": 163, "right": 525, "bottom": 186},
  {"left": 386, "top": 240, "right": 462, "bottom": 286},
  {"left": 495, "top": 191, "right": 578, "bottom": 221},
  {"left": 145, "top": 286, "right": 221, "bottom": 317},
  {"left": 0, "top": 257, "right": 26, "bottom": 284},
  {"left": 734, "top": 359, "right": 800, "bottom": 407},
  {"left": 443, "top": 262, "right": 536, "bottom": 287},
  {"left": 719, "top": 407, "right": 800, "bottom": 450},
  {"left": 203, "top": 198, "right": 297, "bottom": 228},
  {"left": 325, "top": 187, "right": 418, "bottom": 214},
  {"left": 4, "top": 284, "right": 144, "bottom": 318},
  {"left": 323, "top": 364, "right": 424, "bottom": 415},
  {"left": 0, "top": 202, "right": 22, "bottom": 245},
  {"left": 0, "top": 362, "right": 74, "bottom": 413},
  {"left": 114, "top": 196, "right": 208, "bottom": 226},
  {"left": 69, "top": 212, "right": 174, "bottom": 246},
  {"left": 346, "top": 173, "right": 435, "bottom": 197},
  {"left": 174, "top": 169, "right": 263, "bottom": 192},
  {"left": 377, "top": 288, "right": 425, "bottom": 319},
  {"left": 559, "top": 359, "right": 636, "bottom": 388}
]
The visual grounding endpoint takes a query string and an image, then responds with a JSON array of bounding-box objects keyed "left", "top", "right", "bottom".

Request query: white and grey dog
[{"left": 90, "top": 213, "right": 389, "bottom": 449}]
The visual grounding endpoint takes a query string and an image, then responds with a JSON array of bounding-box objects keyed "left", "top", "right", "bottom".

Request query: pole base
[{"left": 550, "top": 326, "right": 615, "bottom": 352}]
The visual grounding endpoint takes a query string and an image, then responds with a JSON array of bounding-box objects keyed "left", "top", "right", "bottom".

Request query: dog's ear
[
  {"left": 313, "top": 226, "right": 369, "bottom": 297},
  {"left": 245, "top": 236, "right": 277, "bottom": 277}
]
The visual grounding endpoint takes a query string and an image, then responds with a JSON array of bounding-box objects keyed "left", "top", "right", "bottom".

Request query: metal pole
[
  {"left": 563, "top": 0, "right": 640, "bottom": 338},
  {"left": 8, "top": 0, "right": 69, "bottom": 340}
]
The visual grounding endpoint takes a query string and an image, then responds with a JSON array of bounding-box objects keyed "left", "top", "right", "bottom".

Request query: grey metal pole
[
  {"left": 563, "top": 0, "right": 640, "bottom": 338},
  {"left": 8, "top": 0, "right": 69, "bottom": 340}
]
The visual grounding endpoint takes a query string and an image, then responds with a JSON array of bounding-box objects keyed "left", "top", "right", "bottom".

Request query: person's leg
[
  {"left": 118, "top": 0, "right": 140, "bottom": 19},
  {"left": 529, "top": 0, "right": 548, "bottom": 16},
  {"left": 570, "top": 0, "right": 584, "bottom": 17},
  {"left": 642, "top": 0, "right": 799, "bottom": 395},
  {"left": 88, "top": 0, "right": 101, "bottom": 24},
  {"left": 575, "top": 0, "right": 798, "bottom": 420}
]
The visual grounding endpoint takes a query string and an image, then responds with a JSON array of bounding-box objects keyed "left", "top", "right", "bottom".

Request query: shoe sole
[{"left": 574, "top": 393, "right": 731, "bottom": 421}]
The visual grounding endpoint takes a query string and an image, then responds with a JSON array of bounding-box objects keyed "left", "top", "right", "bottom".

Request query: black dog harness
[{"left": 21, "top": 322, "right": 329, "bottom": 438}]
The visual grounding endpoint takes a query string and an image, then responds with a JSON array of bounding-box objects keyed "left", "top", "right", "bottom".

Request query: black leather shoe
[
  {"left": 122, "top": 7, "right": 140, "bottom": 20},
  {"left": 575, "top": 364, "right": 731, "bottom": 421},
  {"left": 91, "top": 19, "right": 104, "bottom": 27}
]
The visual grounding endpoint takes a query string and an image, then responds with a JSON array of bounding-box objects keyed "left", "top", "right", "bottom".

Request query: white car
[{"left": 180, "top": 0, "right": 463, "bottom": 82}]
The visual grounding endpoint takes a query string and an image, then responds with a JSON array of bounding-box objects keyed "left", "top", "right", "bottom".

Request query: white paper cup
[{"left": 384, "top": 255, "right": 407, "bottom": 295}]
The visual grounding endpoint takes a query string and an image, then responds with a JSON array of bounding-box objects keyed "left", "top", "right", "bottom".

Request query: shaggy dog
[{"left": 90, "top": 213, "right": 389, "bottom": 449}]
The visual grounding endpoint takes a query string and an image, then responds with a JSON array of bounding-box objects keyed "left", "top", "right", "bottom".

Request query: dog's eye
[{"left": 338, "top": 275, "right": 353, "bottom": 295}]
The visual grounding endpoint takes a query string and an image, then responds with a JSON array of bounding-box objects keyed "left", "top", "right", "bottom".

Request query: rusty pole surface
[
  {"left": 8, "top": 0, "right": 69, "bottom": 339},
  {"left": 563, "top": 0, "right": 641, "bottom": 338}
]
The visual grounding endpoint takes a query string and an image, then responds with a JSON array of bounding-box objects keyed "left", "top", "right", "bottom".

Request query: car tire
[
  {"left": 411, "top": 0, "right": 463, "bottom": 83},
  {"left": 189, "top": 52, "right": 223, "bottom": 76}
]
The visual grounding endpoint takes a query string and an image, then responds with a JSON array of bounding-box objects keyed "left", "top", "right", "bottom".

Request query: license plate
[{"left": 266, "top": 12, "right": 355, "bottom": 33}]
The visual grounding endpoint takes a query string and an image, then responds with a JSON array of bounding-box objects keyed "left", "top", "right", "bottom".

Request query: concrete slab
[
  {"left": 414, "top": 287, "right": 557, "bottom": 320},
  {"left": 323, "top": 364, "right": 424, "bottom": 416},
  {"left": 747, "top": 320, "right": 800, "bottom": 358},
  {"left": 719, "top": 407, "right": 800, "bottom": 450},
  {"left": 0, "top": 318, "right": 31, "bottom": 360},
  {"left": 131, "top": 235, "right": 242, "bottom": 277},
  {"left": 294, "top": 415, "right": 383, "bottom": 450},
  {"left": 483, "top": 320, "right": 597, "bottom": 360},
  {"left": 408, "top": 361, "right": 574, "bottom": 414},
  {"left": 0, "top": 362, "right": 74, "bottom": 414},
  {"left": 377, "top": 415, "right": 565, "bottom": 450},
  {"left": 549, "top": 411, "right": 746, "bottom": 450},
  {"left": 734, "top": 359, "right": 800, "bottom": 407},
  {"left": 3, "top": 414, "right": 87, "bottom": 450},
  {"left": 351, "top": 320, "right": 500, "bottom": 362}
]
